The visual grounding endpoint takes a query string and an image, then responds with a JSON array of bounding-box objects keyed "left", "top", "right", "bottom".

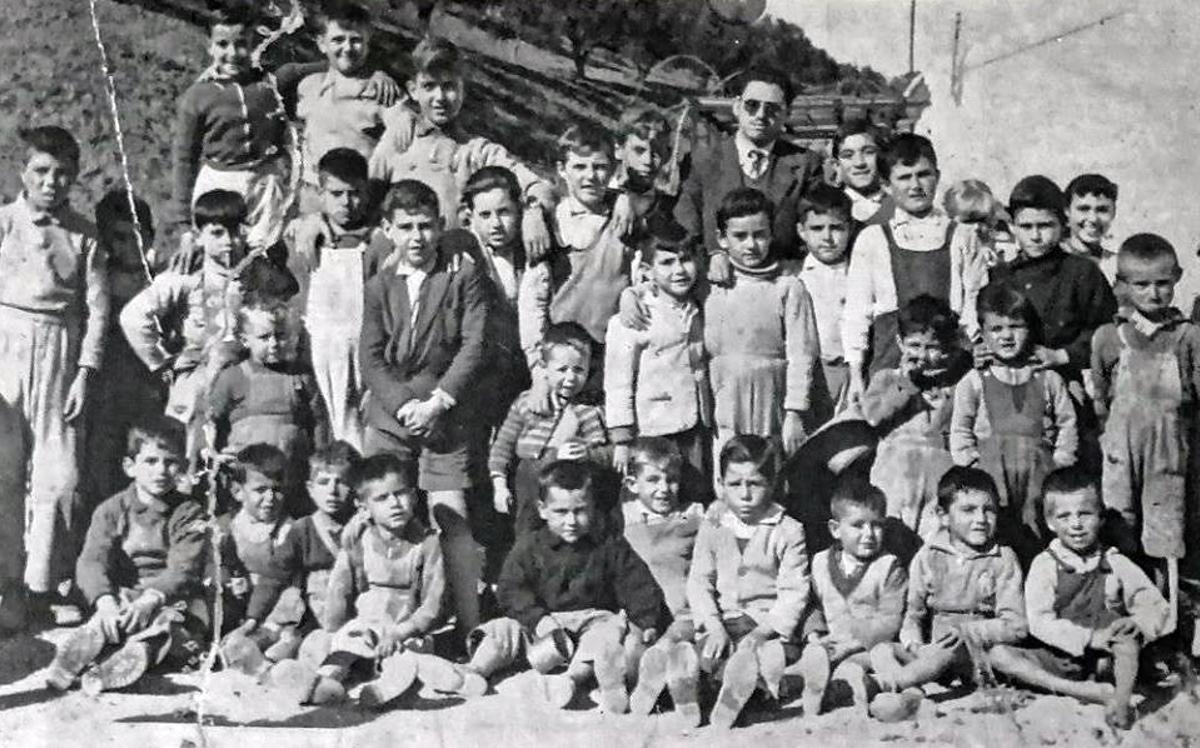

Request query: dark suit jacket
[
  {"left": 360, "top": 242, "right": 490, "bottom": 439},
  {"left": 674, "top": 136, "right": 824, "bottom": 261}
]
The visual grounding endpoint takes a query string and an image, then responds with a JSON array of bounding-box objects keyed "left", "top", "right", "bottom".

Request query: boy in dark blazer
[{"left": 360, "top": 179, "right": 491, "bottom": 636}]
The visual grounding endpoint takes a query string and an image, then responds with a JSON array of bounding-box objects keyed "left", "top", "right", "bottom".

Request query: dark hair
[
  {"left": 318, "top": 147, "right": 369, "bottom": 185},
  {"left": 936, "top": 465, "right": 999, "bottom": 511},
  {"left": 615, "top": 106, "right": 670, "bottom": 148},
  {"left": 735, "top": 66, "right": 796, "bottom": 105},
  {"left": 229, "top": 443, "right": 289, "bottom": 485},
  {"left": 796, "top": 182, "right": 852, "bottom": 224},
  {"left": 462, "top": 165, "right": 522, "bottom": 210},
  {"left": 192, "top": 189, "right": 247, "bottom": 232},
  {"left": 540, "top": 321, "right": 592, "bottom": 363},
  {"left": 976, "top": 283, "right": 1038, "bottom": 330},
  {"left": 627, "top": 436, "right": 683, "bottom": 478},
  {"left": 1008, "top": 175, "right": 1065, "bottom": 223},
  {"left": 207, "top": 3, "right": 257, "bottom": 32},
  {"left": 236, "top": 296, "right": 291, "bottom": 339},
  {"left": 832, "top": 118, "right": 886, "bottom": 159},
  {"left": 829, "top": 476, "right": 886, "bottom": 520},
  {"left": 411, "top": 36, "right": 462, "bottom": 78},
  {"left": 309, "top": 440, "right": 362, "bottom": 480},
  {"left": 1065, "top": 173, "right": 1118, "bottom": 203},
  {"left": 1118, "top": 233, "right": 1178, "bottom": 273},
  {"left": 716, "top": 187, "right": 775, "bottom": 233},
  {"left": 19, "top": 126, "right": 81, "bottom": 168},
  {"left": 125, "top": 415, "right": 186, "bottom": 460},
  {"left": 878, "top": 133, "right": 937, "bottom": 183},
  {"left": 1041, "top": 465, "right": 1099, "bottom": 518},
  {"left": 381, "top": 179, "right": 440, "bottom": 218},
  {"left": 314, "top": 0, "right": 372, "bottom": 32},
  {"left": 897, "top": 294, "right": 959, "bottom": 346},
  {"left": 538, "top": 460, "right": 594, "bottom": 503},
  {"left": 95, "top": 190, "right": 154, "bottom": 239},
  {"left": 719, "top": 434, "right": 780, "bottom": 484},
  {"left": 345, "top": 452, "right": 416, "bottom": 493},
  {"left": 637, "top": 211, "right": 695, "bottom": 263},
  {"left": 557, "top": 122, "right": 614, "bottom": 163}
]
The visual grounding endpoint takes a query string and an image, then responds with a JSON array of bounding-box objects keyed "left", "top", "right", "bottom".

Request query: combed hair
[
  {"left": 95, "top": 189, "right": 154, "bottom": 238},
  {"left": 125, "top": 415, "right": 186, "bottom": 460},
  {"left": 318, "top": 147, "right": 369, "bottom": 185},
  {"left": 735, "top": 65, "right": 796, "bottom": 105},
  {"left": 1065, "top": 173, "right": 1118, "bottom": 203},
  {"left": 716, "top": 187, "right": 774, "bottom": 233},
  {"left": 637, "top": 210, "right": 695, "bottom": 262},
  {"left": 207, "top": 3, "right": 257, "bottom": 31},
  {"left": 381, "top": 179, "right": 440, "bottom": 218},
  {"left": 538, "top": 460, "right": 595, "bottom": 502},
  {"left": 878, "top": 133, "right": 937, "bottom": 182},
  {"left": 229, "top": 443, "right": 289, "bottom": 484},
  {"left": 462, "top": 165, "right": 521, "bottom": 209},
  {"left": 829, "top": 476, "right": 887, "bottom": 520},
  {"left": 1118, "top": 233, "right": 1178, "bottom": 270},
  {"left": 309, "top": 440, "right": 362, "bottom": 480},
  {"left": 557, "top": 121, "right": 614, "bottom": 163},
  {"left": 943, "top": 179, "right": 1003, "bottom": 225},
  {"left": 832, "top": 118, "right": 886, "bottom": 159},
  {"left": 19, "top": 126, "right": 81, "bottom": 167},
  {"left": 1041, "top": 465, "right": 1100, "bottom": 517},
  {"left": 718, "top": 434, "right": 780, "bottom": 484},
  {"left": 897, "top": 294, "right": 959, "bottom": 346},
  {"left": 345, "top": 452, "right": 416, "bottom": 493},
  {"left": 411, "top": 36, "right": 462, "bottom": 78},
  {"left": 936, "top": 465, "right": 999, "bottom": 512},
  {"left": 976, "top": 283, "right": 1038, "bottom": 330},
  {"left": 193, "top": 189, "right": 247, "bottom": 232},
  {"left": 627, "top": 436, "right": 683, "bottom": 478},
  {"left": 314, "top": 0, "right": 372, "bottom": 32},
  {"left": 1008, "top": 175, "right": 1065, "bottom": 222},
  {"left": 796, "top": 183, "right": 852, "bottom": 224},
  {"left": 540, "top": 321, "right": 592, "bottom": 363},
  {"left": 615, "top": 106, "right": 670, "bottom": 146}
]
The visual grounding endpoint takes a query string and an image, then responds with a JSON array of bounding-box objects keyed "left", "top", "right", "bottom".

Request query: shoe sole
[
  {"left": 666, "top": 644, "right": 701, "bottom": 728},
  {"left": 594, "top": 641, "right": 629, "bottom": 714},
  {"left": 415, "top": 654, "right": 466, "bottom": 693},
  {"left": 266, "top": 660, "right": 320, "bottom": 704},
  {"left": 709, "top": 648, "right": 758, "bottom": 729},
  {"left": 541, "top": 674, "right": 576, "bottom": 709},
  {"left": 359, "top": 652, "right": 418, "bottom": 708},
  {"left": 81, "top": 642, "right": 150, "bottom": 695},
  {"left": 629, "top": 645, "right": 669, "bottom": 715},
  {"left": 799, "top": 645, "right": 831, "bottom": 717}
]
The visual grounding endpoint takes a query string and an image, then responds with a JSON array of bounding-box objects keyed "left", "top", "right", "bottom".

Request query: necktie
[{"left": 747, "top": 149, "right": 767, "bottom": 179}]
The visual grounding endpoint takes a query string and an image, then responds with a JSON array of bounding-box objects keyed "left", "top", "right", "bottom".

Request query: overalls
[{"left": 870, "top": 386, "right": 955, "bottom": 539}]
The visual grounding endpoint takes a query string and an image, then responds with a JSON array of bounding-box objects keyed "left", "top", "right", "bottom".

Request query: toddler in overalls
[
  {"left": 208, "top": 298, "right": 327, "bottom": 515},
  {"left": 951, "top": 284, "right": 1078, "bottom": 564},
  {"left": 1091, "top": 234, "right": 1200, "bottom": 652},
  {"left": 47, "top": 418, "right": 208, "bottom": 694},
  {"left": 861, "top": 295, "right": 964, "bottom": 538}
]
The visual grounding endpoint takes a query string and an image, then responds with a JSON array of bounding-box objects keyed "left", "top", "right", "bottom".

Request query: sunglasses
[{"left": 741, "top": 98, "right": 784, "bottom": 118}]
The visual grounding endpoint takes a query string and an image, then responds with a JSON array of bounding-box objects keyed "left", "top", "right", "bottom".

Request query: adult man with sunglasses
[{"left": 674, "top": 67, "right": 824, "bottom": 276}]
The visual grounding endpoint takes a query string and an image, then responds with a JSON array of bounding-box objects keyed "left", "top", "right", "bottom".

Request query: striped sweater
[{"left": 488, "top": 390, "right": 609, "bottom": 476}]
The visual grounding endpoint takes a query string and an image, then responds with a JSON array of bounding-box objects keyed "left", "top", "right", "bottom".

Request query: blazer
[
  {"left": 674, "top": 136, "right": 824, "bottom": 261},
  {"left": 360, "top": 242, "right": 490, "bottom": 439}
]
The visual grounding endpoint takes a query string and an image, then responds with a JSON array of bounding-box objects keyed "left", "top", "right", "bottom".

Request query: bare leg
[
  {"left": 1105, "top": 636, "right": 1139, "bottom": 729},
  {"left": 884, "top": 642, "right": 959, "bottom": 691},
  {"left": 987, "top": 645, "right": 1114, "bottom": 704}
]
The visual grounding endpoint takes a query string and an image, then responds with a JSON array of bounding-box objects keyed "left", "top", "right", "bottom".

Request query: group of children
[{"left": 0, "top": 0, "right": 1195, "bottom": 734}]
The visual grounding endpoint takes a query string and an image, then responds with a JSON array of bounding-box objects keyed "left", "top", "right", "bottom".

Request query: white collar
[{"left": 735, "top": 131, "right": 776, "bottom": 162}]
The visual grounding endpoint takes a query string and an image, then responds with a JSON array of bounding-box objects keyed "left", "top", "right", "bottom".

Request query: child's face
[
  {"left": 980, "top": 312, "right": 1031, "bottom": 363},
  {"left": 467, "top": 187, "right": 521, "bottom": 250},
  {"left": 720, "top": 461, "right": 773, "bottom": 524},
  {"left": 939, "top": 488, "right": 998, "bottom": 550},
  {"left": 644, "top": 248, "right": 697, "bottom": 300},
  {"left": 625, "top": 460, "right": 680, "bottom": 517},
  {"left": 735, "top": 81, "right": 787, "bottom": 145},
  {"left": 22, "top": 150, "right": 76, "bottom": 213},
  {"left": 308, "top": 468, "right": 353, "bottom": 518},
  {"left": 616, "top": 133, "right": 667, "bottom": 189},
  {"left": 101, "top": 219, "right": 153, "bottom": 275},
  {"left": 538, "top": 487, "right": 594, "bottom": 544},
  {"left": 1119, "top": 255, "right": 1180, "bottom": 317},
  {"left": 896, "top": 330, "right": 950, "bottom": 375},
  {"left": 195, "top": 222, "right": 246, "bottom": 268},
  {"left": 717, "top": 212, "right": 773, "bottom": 268},
  {"left": 383, "top": 208, "right": 441, "bottom": 268},
  {"left": 319, "top": 174, "right": 367, "bottom": 228},
  {"left": 543, "top": 343, "right": 590, "bottom": 402},
  {"left": 123, "top": 441, "right": 184, "bottom": 499},
  {"left": 318, "top": 21, "right": 370, "bottom": 75},
  {"left": 1067, "top": 192, "right": 1116, "bottom": 247},
  {"left": 836, "top": 133, "right": 880, "bottom": 192},
  {"left": 797, "top": 210, "right": 850, "bottom": 265},
  {"left": 885, "top": 156, "right": 939, "bottom": 216},
  {"left": 235, "top": 470, "right": 285, "bottom": 524},
  {"left": 240, "top": 310, "right": 288, "bottom": 365},
  {"left": 828, "top": 504, "right": 884, "bottom": 561},
  {"left": 1011, "top": 208, "right": 1063, "bottom": 259},
  {"left": 1045, "top": 488, "right": 1101, "bottom": 555},
  {"left": 558, "top": 151, "right": 614, "bottom": 209},
  {"left": 207, "top": 23, "right": 252, "bottom": 78},
  {"left": 408, "top": 71, "right": 463, "bottom": 126},
  {"left": 359, "top": 474, "right": 417, "bottom": 533}
]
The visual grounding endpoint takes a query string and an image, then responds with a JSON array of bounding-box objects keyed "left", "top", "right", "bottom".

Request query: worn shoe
[
  {"left": 665, "top": 643, "right": 702, "bottom": 729},
  {"left": 594, "top": 639, "right": 630, "bottom": 714},
  {"left": 359, "top": 652, "right": 418, "bottom": 708},
  {"left": 629, "top": 645, "right": 668, "bottom": 715},
  {"left": 414, "top": 653, "right": 466, "bottom": 693},
  {"left": 797, "top": 644, "right": 831, "bottom": 717},
  {"left": 869, "top": 688, "right": 923, "bottom": 722},
  {"left": 1104, "top": 701, "right": 1135, "bottom": 731},
  {"left": 221, "top": 630, "right": 268, "bottom": 678},
  {"left": 80, "top": 641, "right": 151, "bottom": 695},
  {"left": 46, "top": 625, "right": 107, "bottom": 690},
  {"left": 709, "top": 647, "right": 758, "bottom": 729},
  {"left": 265, "top": 659, "right": 319, "bottom": 704},
  {"left": 540, "top": 673, "right": 577, "bottom": 709}
]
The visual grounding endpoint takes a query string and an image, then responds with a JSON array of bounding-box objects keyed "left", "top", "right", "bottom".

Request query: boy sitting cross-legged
[{"left": 463, "top": 460, "right": 669, "bottom": 712}]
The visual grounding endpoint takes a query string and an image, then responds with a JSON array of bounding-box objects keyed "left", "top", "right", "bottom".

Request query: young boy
[
  {"left": 121, "top": 190, "right": 297, "bottom": 463},
  {"left": 46, "top": 417, "right": 207, "bottom": 693},
  {"left": 369, "top": 37, "right": 555, "bottom": 253},
  {"left": 1091, "top": 234, "right": 1200, "bottom": 647},
  {"left": 0, "top": 125, "right": 108, "bottom": 624},
  {"left": 1063, "top": 174, "right": 1119, "bottom": 284},
  {"left": 464, "top": 460, "right": 668, "bottom": 713},
  {"left": 1008, "top": 467, "right": 1170, "bottom": 730},
  {"left": 842, "top": 133, "right": 987, "bottom": 397},
  {"left": 613, "top": 106, "right": 674, "bottom": 214},
  {"left": 831, "top": 118, "right": 892, "bottom": 225},
  {"left": 274, "top": 453, "right": 478, "bottom": 706},
  {"left": 606, "top": 214, "right": 711, "bottom": 490},
  {"left": 172, "top": 7, "right": 290, "bottom": 249},
  {"left": 687, "top": 435, "right": 826, "bottom": 728},
  {"left": 808, "top": 479, "right": 907, "bottom": 715},
  {"left": 359, "top": 179, "right": 490, "bottom": 636},
  {"left": 797, "top": 184, "right": 855, "bottom": 423}
]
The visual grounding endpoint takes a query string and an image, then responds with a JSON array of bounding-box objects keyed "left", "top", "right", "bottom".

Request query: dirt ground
[{"left": 0, "top": 627, "right": 1196, "bottom": 747}]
